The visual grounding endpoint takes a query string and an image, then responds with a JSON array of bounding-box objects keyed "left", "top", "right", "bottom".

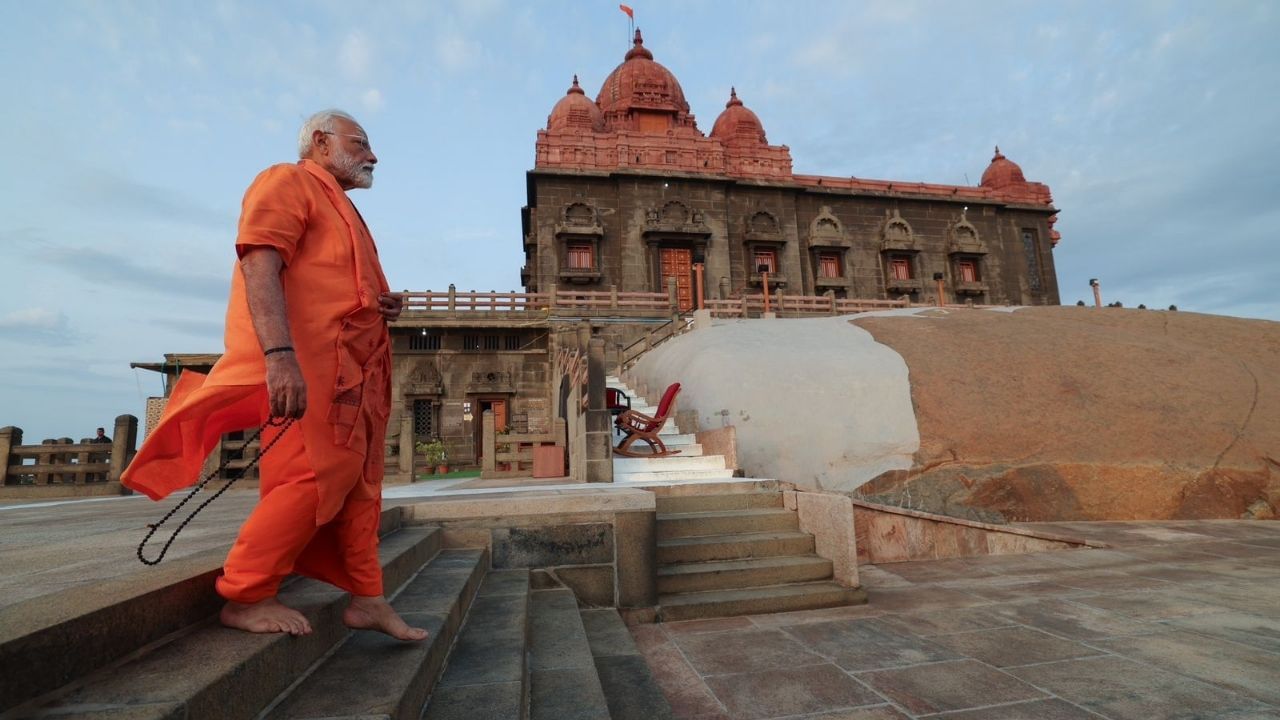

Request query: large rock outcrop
[
  {"left": 852, "top": 306, "right": 1279, "bottom": 521},
  {"left": 629, "top": 307, "right": 1280, "bottom": 522}
]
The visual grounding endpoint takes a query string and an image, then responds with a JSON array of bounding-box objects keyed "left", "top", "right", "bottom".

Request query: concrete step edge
[
  {"left": 654, "top": 492, "right": 784, "bottom": 512},
  {"left": 579, "top": 609, "right": 675, "bottom": 720},
  {"left": 657, "top": 556, "right": 834, "bottom": 595},
  {"left": 419, "top": 566, "right": 529, "bottom": 717},
  {"left": 9, "top": 526, "right": 444, "bottom": 720},
  {"left": 0, "top": 507, "right": 415, "bottom": 715},
  {"left": 528, "top": 588, "right": 610, "bottom": 720},
  {"left": 266, "top": 548, "right": 493, "bottom": 720},
  {"left": 657, "top": 531, "right": 814, "bottom": 548},
  {"left": 657, "top": 555, "right": 833, "bottom": 577},
  {"left": 658, "top": 582, "right": 867, "bottom": 622}
]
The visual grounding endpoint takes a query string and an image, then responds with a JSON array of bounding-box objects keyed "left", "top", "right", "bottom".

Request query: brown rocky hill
[{"left": 852, "top": 306, "right": 1280, "bottom": 522}]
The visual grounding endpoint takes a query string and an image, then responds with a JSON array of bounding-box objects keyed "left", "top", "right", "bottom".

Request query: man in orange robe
[{"left": 123, "top": 110, "right": 426, "bottom": 640}]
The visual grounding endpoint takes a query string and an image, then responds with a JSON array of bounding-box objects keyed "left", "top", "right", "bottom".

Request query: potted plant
[{"left": 415, "top": 439, "right": 446, "bottom": 477}]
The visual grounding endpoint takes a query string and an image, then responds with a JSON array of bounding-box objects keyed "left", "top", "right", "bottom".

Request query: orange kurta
[{"left": 123, "top": 159, "right": 392, "bottom": 598}]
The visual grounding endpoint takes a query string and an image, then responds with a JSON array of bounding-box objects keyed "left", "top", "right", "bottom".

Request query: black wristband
[{"left": 264, "top": 346, "right": 295, "bottom": 356}]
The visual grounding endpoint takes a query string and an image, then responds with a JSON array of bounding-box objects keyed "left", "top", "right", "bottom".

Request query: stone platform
[{"left": 630, "top": 519, "right": 1280, "bottom": 719}]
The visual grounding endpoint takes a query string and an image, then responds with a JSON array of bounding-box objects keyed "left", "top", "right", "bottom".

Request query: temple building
[{"left": 523, "top": 30, "right": 1062, "bottom": 309}]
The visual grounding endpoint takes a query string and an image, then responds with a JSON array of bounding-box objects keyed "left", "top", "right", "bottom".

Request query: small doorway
[{"left": 473, "top": 397, "right": 508, "bottom": 464}]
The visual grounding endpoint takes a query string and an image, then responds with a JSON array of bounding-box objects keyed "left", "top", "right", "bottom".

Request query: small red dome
[
  {"left": 547, "top": 75, "right": 603, "bottom": 132},
  {"left": 980, "top": 146, "right": 1027, "bottom": 189},
  {"left": 596, "top": 29, "right": 690, "bottom": 118},
  {"left": 710, "top": 88, "right": 767, "bottom": 145}
]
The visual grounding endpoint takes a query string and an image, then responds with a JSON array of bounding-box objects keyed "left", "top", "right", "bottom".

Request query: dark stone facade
[{"left": 523, "top": 171, "right": 1060, "bottom": 308}]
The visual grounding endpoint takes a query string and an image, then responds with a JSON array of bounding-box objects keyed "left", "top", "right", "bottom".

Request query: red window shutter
[
  {"left": 754, "top": 249, "right": 777, "bottom": 273},
  {"left": 567, "top": 244, "right": 593, "bottom": 269},
  {"left": 891, "top": 258, "right": 912, "bottom": 280},
  {"left": 959, "top": 260, "right": 977, "bottom": 283},
  {"left": 818, "top": 253, "right": 841, "bottom": 278}
]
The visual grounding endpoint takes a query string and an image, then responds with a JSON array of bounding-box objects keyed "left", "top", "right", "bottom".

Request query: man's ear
[{"left": 312, "top": 129, "right": 329, "bottom": 152}]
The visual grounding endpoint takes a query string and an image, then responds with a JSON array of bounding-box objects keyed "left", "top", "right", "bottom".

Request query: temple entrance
[
  {"left": 473, "top": 397, "right": 508, "bottom": 465},
  {"left": 659, "top": 247, "right": 694, "bottom": 311}
]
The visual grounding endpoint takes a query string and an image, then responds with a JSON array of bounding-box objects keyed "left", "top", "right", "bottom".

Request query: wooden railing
[
  {"left": 0, "top": 416, "right": 138, "bottom": 492},
  {"left": 705, "top": 294, "right": 914, "bottom": 318},
  {"left": 481, "top": 412, "right": 567, "bottom": 478},
  {"left": 398, "top": 285, "right": 677, "bottom": 318}
]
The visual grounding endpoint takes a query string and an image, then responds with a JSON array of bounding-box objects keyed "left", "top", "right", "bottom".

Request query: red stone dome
[
  {"left": 980, "top": 146, "right": 1027, "bottom": 189},
  {"left": 710, "top": 88, "right": 767, "bottom": 145},
  {"left": 596, "top": 29, "right": 691, "bottom": 118},
  {"left": 547, "top": 75, "right": 604, "bottom": 132}
]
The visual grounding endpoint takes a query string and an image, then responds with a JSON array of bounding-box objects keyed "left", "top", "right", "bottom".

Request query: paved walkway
[{"left": 631, "top": 520, "right": 1280, "bottom": 720}]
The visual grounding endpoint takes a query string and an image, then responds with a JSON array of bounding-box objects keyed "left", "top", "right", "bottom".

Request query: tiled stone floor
[{"left": 631, "top": 520, "right": 1280, "bottom": 720}]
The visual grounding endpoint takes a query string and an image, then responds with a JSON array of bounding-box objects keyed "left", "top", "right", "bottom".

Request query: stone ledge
[{"left": 403, "top": 488, "right": 656, "bottom": 522}]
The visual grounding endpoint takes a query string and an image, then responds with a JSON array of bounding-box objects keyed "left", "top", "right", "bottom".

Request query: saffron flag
[{"left": 619, "top": 4, "right": 634, "bottom": 19}]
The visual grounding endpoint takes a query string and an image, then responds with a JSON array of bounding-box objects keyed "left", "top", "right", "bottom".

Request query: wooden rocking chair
[{"left": 614, "top": 382, "right": 682, "bottom": 457}]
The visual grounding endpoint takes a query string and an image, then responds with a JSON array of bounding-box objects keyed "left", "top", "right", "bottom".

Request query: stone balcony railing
[{"left": 0, "top": 415, "right": 138, "bottom": 497}]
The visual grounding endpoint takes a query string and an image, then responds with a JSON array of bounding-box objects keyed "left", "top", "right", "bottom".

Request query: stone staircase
[
  {"left": 609, "top": 376, "right": 865, "bottom": 621},
  {"left": 1, "top": 512, "right": 672, "bottom": 720},
  {"left": 606, "top": 376, "right": 733, "bottom": 484}
]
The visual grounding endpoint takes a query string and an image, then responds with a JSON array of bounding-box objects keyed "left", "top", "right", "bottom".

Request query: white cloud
[
  {"left": 340, "top": 31, "right": 373, "bottom": 80},
  {"left": 0, "top": 307, "right": 65, "bottom": 330},
  {"left": 362, "top": 88, "right": 385, "bottom": 113},
  {"left": 437, "top": 33, "right": 482, "bottom": 71}
]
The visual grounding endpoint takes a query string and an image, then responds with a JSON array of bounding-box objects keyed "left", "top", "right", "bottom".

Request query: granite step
[
  {"left": 7, "top": 527, "right": 443, "bottom": 720},
  {"left": 266, "top": 549, "right": 490, "bottom": 720},
  {"left": 658, "top": 531, "right": 816, "bottom": 564},
  {"left": 659, "top": 581, "right": 867, "bottom": 622},
  {"left": 655, "top": 491, "right": 783, "bottom": 514},
  {"left": 528, "top": 589, "right": 610, "bottom": 720},
  {"left": 613, "top": 454, "right": 727, "bottom": 474},
  {"left": 657, "top": 555, "right": 834, "bottom": 594},
  {"left": 580, "top": 609, "right": 675, "bottom": 720},
  {"left": 615, "top": 468, "right": 737, "bottom": 483},
  {"left": 421, "top": 569, "right": 531, "bottom": 720},
  {"left": 0, "top": 507, "right": 412, "bottom": 715},
  {"left": 657, "top": 508, "right": 799, "bottom": 540}
]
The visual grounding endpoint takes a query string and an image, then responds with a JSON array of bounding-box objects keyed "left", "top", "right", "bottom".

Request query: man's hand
[
  {"left": 265, "top": 353, "right": 307, "bottom": 419},
  {"left": 378, "top": 292, "right": 404, "bottom": 322}
]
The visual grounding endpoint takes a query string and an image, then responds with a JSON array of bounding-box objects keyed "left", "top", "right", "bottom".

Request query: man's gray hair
[{"left": 298, "top": 109, "right": 358, "bottom": 159}]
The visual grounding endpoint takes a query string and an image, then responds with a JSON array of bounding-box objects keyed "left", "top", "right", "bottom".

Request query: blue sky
[{"left": 2, "top": 0, "right": 1277, "bottom": 441}]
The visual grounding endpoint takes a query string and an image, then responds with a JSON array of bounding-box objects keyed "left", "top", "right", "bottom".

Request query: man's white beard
[{"left": 333, "top": 148, "right": 374, "bottom": 189}]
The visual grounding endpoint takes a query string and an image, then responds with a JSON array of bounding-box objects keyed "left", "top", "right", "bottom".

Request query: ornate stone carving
[
  {"left": 404, "top": 361, "right": 443, "bottom": 395},
  {"left": 808, "top": 206, "right": 846, "bottom": 248},
  {"left": 880, "top": 209, "right": 917, "bottom": 251},
  {"left": 948, "top": 210, "right": 987, "bottom": 255}
]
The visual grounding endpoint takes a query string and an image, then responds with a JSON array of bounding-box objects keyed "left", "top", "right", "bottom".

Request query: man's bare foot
[
  {"left": 343, "top": 595, "right": 428, "bottom": 641},
  {"left": 220, "top": 597, "right": 313, "bottom": 636}
]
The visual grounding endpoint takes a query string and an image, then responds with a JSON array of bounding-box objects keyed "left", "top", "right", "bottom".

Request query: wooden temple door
[
  {"left": 659, "top": 247, "right": 694, "bottom": 311},
  {"left": 474, "top": 397, "right": 508, "bottom": 464}
]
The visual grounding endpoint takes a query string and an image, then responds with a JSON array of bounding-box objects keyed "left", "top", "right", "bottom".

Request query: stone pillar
[
  {"left": 398, "top": 409, "right": 414, "bottom": 476},
  {"left": 666, "top": 276, "right": 678, "bottom": 311},
  {"left": 0, "top": 426, "right": 20, "bottom": 486},
  {"left": 718, "top": 276, "right": 729, "bottom": 301},
  {"left": 109, "top": 415, "right": 138, "bottom": 483},
  {"left": 693, "top": 308, "right": 713, "bottom": 330},
  {"left": 481, "top": 410, "right": 496, "bottom": 473},
  {"left": 585, "top": 337, "right": 614, "bottom": 483},
  {"left": 615, "top": 510, "right": 657, "bottom": 608},
  {"left": 609, "top": 284, "right": 619, "bottom": 310}
]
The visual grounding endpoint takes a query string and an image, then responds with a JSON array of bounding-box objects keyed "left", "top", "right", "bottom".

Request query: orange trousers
[{"left": 215, "top": 422, "right": 383, "bottom": 603}]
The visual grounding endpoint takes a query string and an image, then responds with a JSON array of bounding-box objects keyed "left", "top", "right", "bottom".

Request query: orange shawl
[{"left": 123, "top": 160, "right": 391, "bottom": 524}]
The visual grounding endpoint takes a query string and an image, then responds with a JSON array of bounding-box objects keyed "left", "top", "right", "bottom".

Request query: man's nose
[{"left": 368, "top": 150, "right": 378, "bottom": 165}]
